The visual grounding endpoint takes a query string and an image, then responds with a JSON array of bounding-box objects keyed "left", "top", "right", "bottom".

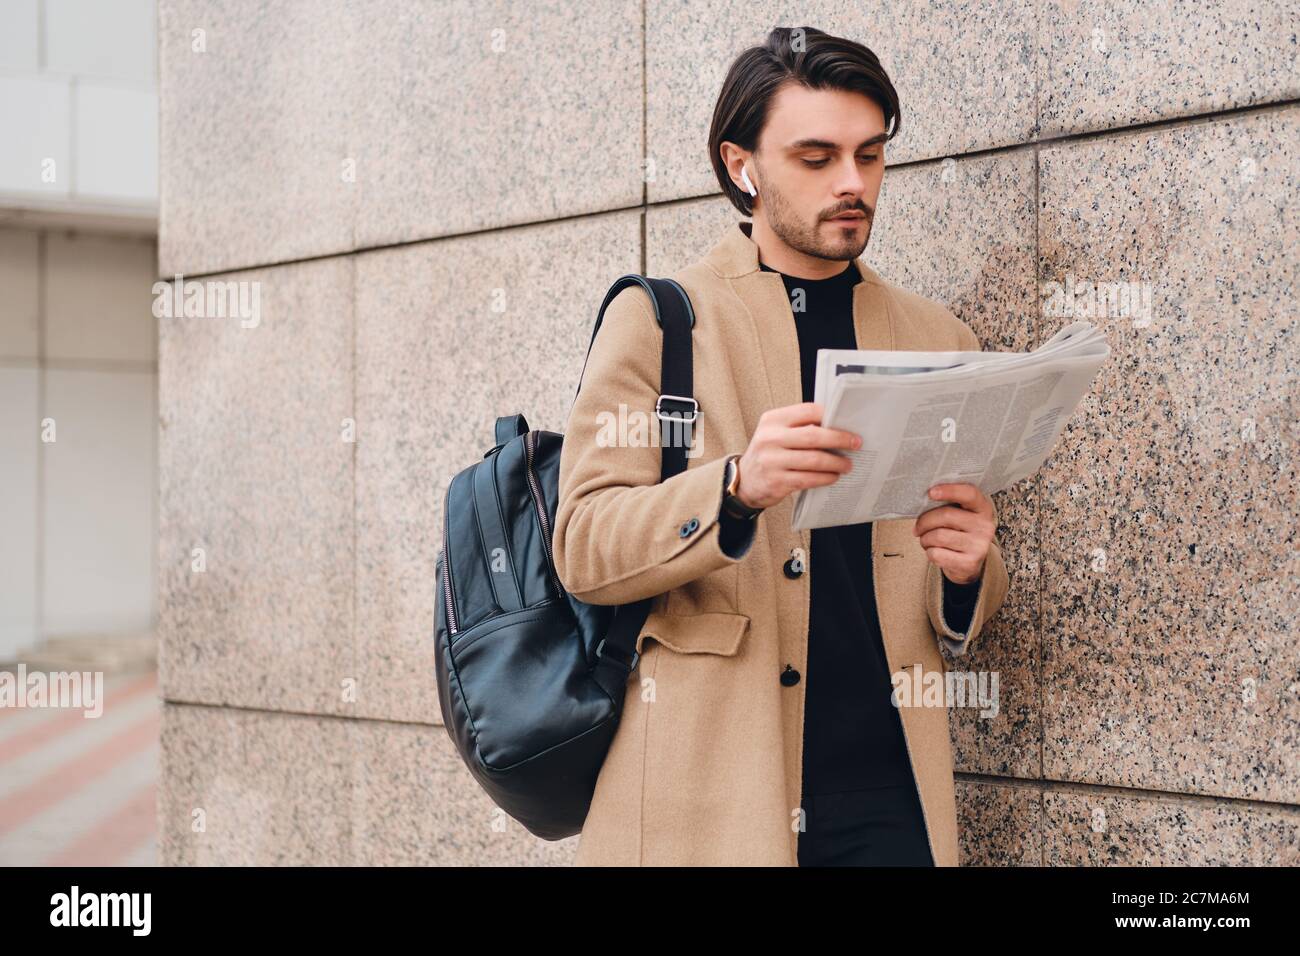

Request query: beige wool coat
[{"left": 552, "top": 219, "right": 1010, "bottom": 866}]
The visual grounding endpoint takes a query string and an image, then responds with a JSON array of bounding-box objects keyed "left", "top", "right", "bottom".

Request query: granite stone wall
[{"left": 156, "top": 0, "right": 1298, "bottom": 865}]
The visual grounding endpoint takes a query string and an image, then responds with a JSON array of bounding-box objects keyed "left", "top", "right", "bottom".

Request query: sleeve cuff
[
  {"left": 941, "top": 572, "right": 980, "bottom": 636},
  {"left": 554, "top": 452, "right": 754, "bottom": 605},
  {"left": 718, "top": 505, "right": 758, "bottom": 559}
]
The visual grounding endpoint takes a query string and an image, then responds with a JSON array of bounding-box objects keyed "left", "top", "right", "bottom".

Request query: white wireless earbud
[{"left": 740, "top": 164, "right": 757, "bottom": 197}]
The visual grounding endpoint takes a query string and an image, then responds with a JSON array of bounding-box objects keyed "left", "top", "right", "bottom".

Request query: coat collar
[{"left": 702, "top": 219, "right": 899, "bottom": 416}]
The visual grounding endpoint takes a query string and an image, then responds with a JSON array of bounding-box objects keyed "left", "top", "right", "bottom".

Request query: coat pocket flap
[{"left": 636, "top": 611, "right": 750, "bottom": 657}]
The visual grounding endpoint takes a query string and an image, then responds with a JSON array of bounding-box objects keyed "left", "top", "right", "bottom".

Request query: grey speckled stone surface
[
  {"left": 159, "top": 0, "right": 643, "bottom": 277},
  {"left": 352, "top": 1, "right": 643, "bottom": 252},
  {"left": 354, "top": 211, "right": 641, "bottom": 724},
  {"left": 160, "top": 702, "right": 577, "bottom": 864},
  {"left": 1038, "top": 107, "right": 1298, "bottom": 804},
  {"left": 158, "top": 0, "right": 361, "bottom": 277},
  {"left": 158, "top": 257, "right": 355, "bottom": 716},
  {"left": 159, "top": 702, "right": 352, "bottom": 865},
  {"left": 647, "top": 0, "right": 1037, "bottom": 204},
  {"left": 645, "top": 195, "right": 739, "bottom": 275},
  {"left": 956, "top": 780, "right": 1044, "bottom": 866},
  {"left": 1039, "top": 0, "right": 1300, "bottom": 139},
  {"left": 1043, "top": 788, "right": 1300, "bottom": 865}
]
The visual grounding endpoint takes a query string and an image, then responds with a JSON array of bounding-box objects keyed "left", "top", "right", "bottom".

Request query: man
[{"left": 552, "top": 25, "right": 1009, "bottom": 866}]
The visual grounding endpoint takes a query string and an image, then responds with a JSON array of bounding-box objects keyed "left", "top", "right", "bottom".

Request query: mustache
[{"left": 824, "top": 204, "right": 873, "bottom": 219}]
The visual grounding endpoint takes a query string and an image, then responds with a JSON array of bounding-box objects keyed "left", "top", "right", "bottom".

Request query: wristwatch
[{"left": 722, "top": 454, "right": 763, "bottom": 520}]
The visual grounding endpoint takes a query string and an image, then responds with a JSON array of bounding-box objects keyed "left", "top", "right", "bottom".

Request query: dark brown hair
[{"left": 708, "top": 26, "right": 902, "bottom": 217}]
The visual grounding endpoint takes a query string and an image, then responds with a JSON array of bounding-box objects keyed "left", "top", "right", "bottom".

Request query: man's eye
[{"left": 802, "top": 155, "right": 879, "bottom": 168}]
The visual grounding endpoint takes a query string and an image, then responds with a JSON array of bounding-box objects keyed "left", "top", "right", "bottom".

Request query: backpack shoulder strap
[
  {"left": 570, "top": 274, "right": 696, "bottom": 483},
  {"left": 578, "top": 275, "right": 699, "bottom": 685}
]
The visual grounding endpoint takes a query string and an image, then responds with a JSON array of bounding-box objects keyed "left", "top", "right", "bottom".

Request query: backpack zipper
[
  {"left": 440, "top": 478, "right": 459, "bottom": 635},
  {"left": 442, "top": 434, "right": 560, "bottom": 637},
  {"left": 524, "top": 430, "right": 563, "bottom": 596}
]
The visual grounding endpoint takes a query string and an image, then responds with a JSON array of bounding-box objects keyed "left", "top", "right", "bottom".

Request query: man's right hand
[{"left": 732, "top": 402, "right": 861, "bottom": 510}]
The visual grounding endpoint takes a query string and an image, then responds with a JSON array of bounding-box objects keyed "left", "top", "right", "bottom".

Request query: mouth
[{"left": 827, "top": 212, "right": 867, "bottom": 223}]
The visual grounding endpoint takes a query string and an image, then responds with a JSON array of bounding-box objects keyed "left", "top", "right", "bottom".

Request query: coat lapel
[
  {"left": 850, "top": 265, "right": 897, "bottom": 351},
  {"left": 703, "top": 219, "right": 897, "bottom": 367}
]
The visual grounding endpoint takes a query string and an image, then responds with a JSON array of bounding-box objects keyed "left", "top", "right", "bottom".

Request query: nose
[{"left": 832, "top": 156, "right": 868, "bottom": 199}]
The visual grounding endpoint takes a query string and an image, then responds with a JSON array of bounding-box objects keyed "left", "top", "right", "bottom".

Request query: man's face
[{"left": 750, "top": 83, "right": 887, "bottom": 261}]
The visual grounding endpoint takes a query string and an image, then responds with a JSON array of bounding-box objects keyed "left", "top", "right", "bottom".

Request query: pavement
[{"left": 0, "top": 669, "right": 160, "bottom": 866}]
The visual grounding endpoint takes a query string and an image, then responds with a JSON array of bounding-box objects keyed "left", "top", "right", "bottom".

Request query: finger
[
  {"left": 922, "top": 545, "right": 971, "bottom": 570},
  {"left": 774, "top": 448, "right": 854, "bottom": 473},
  {"left": 927, "top": 482, "right": 989, "bottom": 512},
  {"left": 766, "top": 402, "right": 826, "bottom": 428},
  {"left": 786, "top": 468, "right": 845, "bottom": 490},
  {"left": 913, "top": 504, "right": 982, "bottom": 536},
  {"left": 781, "top": 424, "right": 861, "bottom": 451},
  {"left": 917, "top": 527, "right": 973, "bottom": 553}
]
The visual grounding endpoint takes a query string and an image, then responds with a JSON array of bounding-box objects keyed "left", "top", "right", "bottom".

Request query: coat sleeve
[
  {"left": 925, "top": 310, "right": 1010, "bottom": 657},
  {"left": 925, "top": 535, "right": 1009, "bottom": 657},
  {"left": 552, "top": 284, "right": 756, "bottom": 606}
]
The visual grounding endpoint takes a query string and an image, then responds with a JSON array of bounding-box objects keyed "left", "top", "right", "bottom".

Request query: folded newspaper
[{"left": 791, "top": 321, "right": 1110, "bottom": 530}]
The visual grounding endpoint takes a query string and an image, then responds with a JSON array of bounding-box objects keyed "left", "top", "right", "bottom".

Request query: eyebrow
[{"left": 786, "top": 134, "right": 888, "bottom": 151}]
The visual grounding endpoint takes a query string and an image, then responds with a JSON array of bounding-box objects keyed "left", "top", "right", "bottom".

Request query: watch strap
[{"left": 722, "top": 455, "right": 762, "bottom": 519}]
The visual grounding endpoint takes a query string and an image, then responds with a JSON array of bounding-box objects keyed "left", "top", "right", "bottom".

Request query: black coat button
[
  {"left": 783, "top": 546, "right": 806, "bottom": 578},
  {"left": 679, "top": 516, "right": 699, "bottom": 537},
  {"left": 780, "top": 664, "right": 800, "bottom": 686}
]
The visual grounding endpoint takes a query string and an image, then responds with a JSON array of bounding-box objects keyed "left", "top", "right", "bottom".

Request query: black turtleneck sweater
[{"left": 719, "top": 258, "right": 980, "bottom": 796}]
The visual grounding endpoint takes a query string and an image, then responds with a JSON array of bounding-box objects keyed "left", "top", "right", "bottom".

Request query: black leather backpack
[{"left": 433, "top": 274, "right": 698, "bottom": 840}]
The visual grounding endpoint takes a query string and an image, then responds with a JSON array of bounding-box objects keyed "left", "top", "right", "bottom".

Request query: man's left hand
[{"left": 912, "top": 483, "right": 995, "bottom": 585}]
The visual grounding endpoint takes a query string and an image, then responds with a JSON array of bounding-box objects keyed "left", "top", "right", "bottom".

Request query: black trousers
[{"left": 797, "top": 783, "right": 935, "bottom": 866}]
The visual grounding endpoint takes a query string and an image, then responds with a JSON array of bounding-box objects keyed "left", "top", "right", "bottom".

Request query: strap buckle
[
  {"left": 655, "top": 394, "right": 699, "bottom": 424},
  {"left": 595, "top": 638, "right": 640, "bottom": 673}
]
